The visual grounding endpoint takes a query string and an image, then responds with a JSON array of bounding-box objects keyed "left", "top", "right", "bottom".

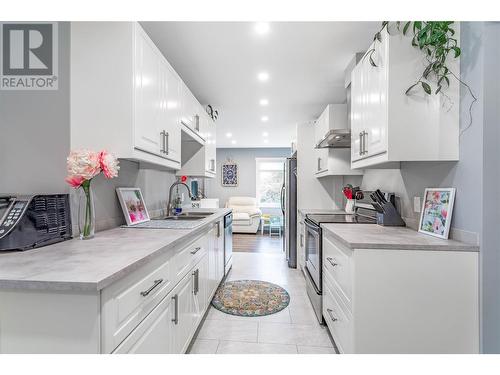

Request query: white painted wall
[{"left": 206, "top": 147, "right": 291, "bottom": 215}]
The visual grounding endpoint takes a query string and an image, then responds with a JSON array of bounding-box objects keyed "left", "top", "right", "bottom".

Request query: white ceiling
[{"left": 141, "top": 22, "right": 380, "bottom": 148}]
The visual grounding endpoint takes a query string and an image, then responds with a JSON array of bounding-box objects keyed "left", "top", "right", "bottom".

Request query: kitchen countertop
[
  {"left": 298, "top": 208, "right": 345, "bottom": 216},
  {"left": 321, "top": 223, "right": 479, "bottom": 252},
  {"left": 0, "top": 208, "right": 231, "bottom": 292}
]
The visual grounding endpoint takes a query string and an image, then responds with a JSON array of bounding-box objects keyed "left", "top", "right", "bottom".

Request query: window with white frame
[{"left": 255, "top": 158, "right": 285, "bottom": 208}]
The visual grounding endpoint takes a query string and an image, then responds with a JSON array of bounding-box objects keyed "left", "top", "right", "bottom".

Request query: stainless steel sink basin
[
  {"left": 162, "top": 216, "right": 205, "bottom": 221},
  {"left": 153, "top": 212, "right": 214, "bottom": 221}
]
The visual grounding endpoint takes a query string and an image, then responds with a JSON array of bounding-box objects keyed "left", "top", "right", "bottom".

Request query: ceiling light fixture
[
  {"left": 231, "top": 140, "right": 237, "bottom": 145},
  {"left": 226, "top": 132, "right": 232, "bottom": 138},
  {"left": 263, "top": 139, "right": 269, "bottom": 144},
  {"left": 259, "top": 99, "right": 269, "bottom": 106},
  {"left": 254, "top": 22, "right": 270, "bottom": 35},
  {"left": 262, "top": 132, "right": 269, "bottom": 137},
  {"left": 257, "top": 71, "right": 269, "bottom": 82},
  {"left": 261, "top": 116, "right": 269, "bottom": 122}
]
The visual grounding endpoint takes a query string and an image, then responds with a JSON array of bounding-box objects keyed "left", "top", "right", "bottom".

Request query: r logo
[{"left": 2, "top": 23, "right": 53, "bottom": 75}]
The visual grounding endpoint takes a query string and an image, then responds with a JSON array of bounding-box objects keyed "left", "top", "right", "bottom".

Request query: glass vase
[{"left": 78, "top": 180, "right": 95, "bottom": 240}]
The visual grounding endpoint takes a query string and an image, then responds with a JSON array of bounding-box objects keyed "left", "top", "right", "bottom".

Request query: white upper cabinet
[
  {"left": 314, "top": 104, "right": 363, "bottom": 177},
  {"left": 71, "top": 22, "right": 207, "bottom": 170},
  {"left": 177, "top": 109, "right": 217, "bottom": 178},
  {"left": 351, "top": 26, "right": 460, "bottom": 169}
]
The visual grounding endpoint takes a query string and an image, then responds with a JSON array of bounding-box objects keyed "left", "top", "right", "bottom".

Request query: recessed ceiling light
[
  {"left": 254, "top": 22, "right": 270, "bottom": 35},
  {"left": 257, "top": 72, "right": 269, "bottom": 82},
  {"left": 263, "top": 139, "right": 269, "bottom": 144},
  {"left": 261, "top": 116, "right": 269, "bottom": 122},
  {"left": 226, "top": 132, "right": 232, "bottom": 138},
  {"left": 262, "top": 132, "right": 269, "bottom": 137},
  {"left": 259, "top": 99, "right": 269, "bottom": 106},
  {"left": 231, "top": 140, "right": 237, "bottom": 145}
]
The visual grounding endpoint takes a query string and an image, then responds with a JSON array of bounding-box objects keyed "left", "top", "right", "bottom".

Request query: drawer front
[
  {"left": 323, "top": 276, "right": 353, "bottom": 354},
  {"left": 173, "top": 233, "right": 208, "bottom": 281},
  {"left": 323, "top": 235, "right": 352, "bottom": 305},
  {"left": 102, "top": 254, "right": 174, "bottom": 353}
]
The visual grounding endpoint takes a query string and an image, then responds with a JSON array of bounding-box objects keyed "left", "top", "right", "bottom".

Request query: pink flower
[
  {"left": 99, "top": 150, "right": 120, "bottom": 179},
  {"left": 65, "top": 175, "right": 85, "bottom": 188},
  {"left": 66, "top": 150, "right": 101, "bottom": 180},
  {"left": 441, "top": 209, "right": 448, "bottom": 219}
]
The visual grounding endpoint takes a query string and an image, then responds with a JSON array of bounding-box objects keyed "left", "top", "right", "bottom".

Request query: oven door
[{"left": 304, "top": 218, "right": 322, "bottom": 293}]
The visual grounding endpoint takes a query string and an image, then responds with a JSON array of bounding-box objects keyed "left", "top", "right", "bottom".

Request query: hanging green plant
[{"left": 366, "top": 21, "right": 477, "bottom": 132}]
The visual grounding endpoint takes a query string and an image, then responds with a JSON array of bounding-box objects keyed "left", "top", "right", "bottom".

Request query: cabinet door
[
  {"left": 215, "top": 220, "right": 225, "bottom": 282},
  {"left": 351, "top": 62, "right": 364, "bottom": 161},
  {"left": 113, "top": 292, "right": 174, "bottom": 354},
  {"left": 162, "top": 62, "right": 181, "bottom": 163},
  {"left": 363, "top": 40, "right": 388, "bottom": 158},
  {"left": 205, "top": 118, "right": 217, "bottom": 174},
  {"left": 208, "top": 225, "right": 217, "bottom": 297},
  {"left": 192, "top": 254, "right": 209, "bottom": 323},
  {"left": 172, "top": 271, "right": 196, "bottom": 353},
  {"left": 134, "top": 28, "right": 163, "bottom": 157}
]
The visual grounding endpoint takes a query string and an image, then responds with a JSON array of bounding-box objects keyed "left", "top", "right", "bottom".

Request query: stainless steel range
[{"left": 304, "top": 211, "right": 376, "bottom": 323}]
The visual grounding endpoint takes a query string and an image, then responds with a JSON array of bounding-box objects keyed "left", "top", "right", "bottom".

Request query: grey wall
[
  {"left": 207, "top": 147, "right": 291, "bottom": 214},
  {"left": 357, "top": 22, "right": 500, "bottom": 352},
  {"left": 0, "top": 22, "right": 178, "bottom": 232},
  {"left": 0, "top": 22, "right": 70, "bottom": 194}
]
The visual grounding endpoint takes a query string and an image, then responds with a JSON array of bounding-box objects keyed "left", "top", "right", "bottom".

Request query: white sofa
[{"left": 225, "top": 197, "right": 262, "bottom": 234}]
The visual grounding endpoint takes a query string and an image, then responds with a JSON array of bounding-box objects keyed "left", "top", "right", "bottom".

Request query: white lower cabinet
[
  {"left": 322, "top": 232, "right": 479, "bottom": 354},
  {"left": 114, "top": 291, "right": 174, "bottom": 354}
]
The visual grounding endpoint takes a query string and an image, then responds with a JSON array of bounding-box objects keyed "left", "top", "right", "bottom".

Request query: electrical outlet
[{"left": 414, "top": 196, "right": 421, "bottom": 213}]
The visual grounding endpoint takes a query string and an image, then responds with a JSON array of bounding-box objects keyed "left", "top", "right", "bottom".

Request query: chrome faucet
[{"left": 167, "top": 181, "right": 194, "bottom": 216}]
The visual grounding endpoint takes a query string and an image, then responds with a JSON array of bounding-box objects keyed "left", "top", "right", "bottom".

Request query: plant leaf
[
  {"left": 405, "top": 83, "right": 419, "bottom": 95},
  {"left": 403, "top": 21, "right": 411, "bottom": 35},
  {"left": 369, "top": 53, "right": 377, "bottom": 67},
  {"left": 436, "top": 85, "right": 442, "bottom": 94},
  {"left": 422, "top": 81, "right": 432, "bottom": 95},
  {"left": 374, "top": 32, "right": 382, "bottom": 42},
  {"left": 453, "top": 46, "right": 461, "bottom": 58}
]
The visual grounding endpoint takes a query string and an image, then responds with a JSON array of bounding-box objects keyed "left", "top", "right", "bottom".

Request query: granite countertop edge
[
  {"left": 321, "top": 223, "right": 480, "bottom": 252},
  {"left": 0, "top": 208, "right": 231, "bottom": 292}
]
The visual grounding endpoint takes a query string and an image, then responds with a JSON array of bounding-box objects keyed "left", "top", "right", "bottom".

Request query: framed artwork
[
  {"left": 418, "top": 188, "right": 456, "bottom": 239},
  {"left": 116, "top": 188, "right": 150, "bottom": 226},
  {"left": 222, "top": 161, "right": 238, "bottom": 187}
]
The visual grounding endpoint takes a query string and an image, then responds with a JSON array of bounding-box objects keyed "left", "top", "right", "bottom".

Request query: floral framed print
[
  {"left": 418, "top": 188, "right": 456, "bottom": 239},
  {"left": 116, "top": 188, "right": 150, "bottom": 226},
  {"left": 222, "top": 161, "right": 238, "bottom": 187}
]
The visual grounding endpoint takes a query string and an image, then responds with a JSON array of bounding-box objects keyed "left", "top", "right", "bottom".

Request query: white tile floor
[{"left": 188, "top": 252, "right": 336, "bottom": 354}]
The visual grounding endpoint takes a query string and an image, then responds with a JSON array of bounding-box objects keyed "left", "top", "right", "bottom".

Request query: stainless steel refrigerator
[{"left": 281, "top": 156, "right": 297, "bottom": 268}]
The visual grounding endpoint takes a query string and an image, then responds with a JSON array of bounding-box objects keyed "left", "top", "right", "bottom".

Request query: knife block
[{"left": 376, "top": 202, "right": 406, "bottom": 226}]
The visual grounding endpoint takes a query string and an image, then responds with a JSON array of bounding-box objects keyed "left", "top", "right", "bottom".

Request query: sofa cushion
[{"left": 233, "top": 212, "right": 251, "bottom": 224}]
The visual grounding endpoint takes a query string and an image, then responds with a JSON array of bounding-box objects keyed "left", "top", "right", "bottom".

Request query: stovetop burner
[{"left": 305, "top": 213, "right": 376, "bottom": 225}]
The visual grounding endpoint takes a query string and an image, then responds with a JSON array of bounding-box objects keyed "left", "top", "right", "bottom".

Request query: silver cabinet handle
[
  {"left": 194, "top": 114, "right": 200, "bottom": 131},
  {"left": 317, "top": 157, "right": 321, "bottom": 171},
  {"left": 362, "top": 131, "right": 368, "bottom": 155},
  {"left": 160, "top": 130, "right": 166, "bottom": 153},
  {"left": 359, "top": 132, "right": 363, "bottom": 156},
  {"left": 216, "top": 222, "right": 220, "bottom": 238},
  {"left": 165, "top": 132, "right": 169, "bottom": 155},
  {"left": 300, "top": 234, "right": 304, "bottom": 247},
  {"left": 326, "top": 308, "right": 338, "bottom": 322},
  {"left": 210, "top": 159, "right": 215, "bottom": 171},
  {"left": 326, "top": 257, "right": 338, "bottom": 267},
  {"left": 140, "top": 279, "right": 163, "bottom": 297},
  {"left": 190, "top": 246, "right": 201, "bottom": 255},
  {"left": 171, "top": 294, "right": 179, "bottom": 324},
  {"left": 192, "top": 269, "right": 199, "bottom": 295}
]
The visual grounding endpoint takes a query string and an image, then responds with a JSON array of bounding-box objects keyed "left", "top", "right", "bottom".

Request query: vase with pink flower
[{"left": 65, "top": 150, "right": 120, "bottom": 240}]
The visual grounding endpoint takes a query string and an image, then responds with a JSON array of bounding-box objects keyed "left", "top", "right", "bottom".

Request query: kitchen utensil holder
[{"left": 375, "top": 201, "right": 406, "bottom": 226}]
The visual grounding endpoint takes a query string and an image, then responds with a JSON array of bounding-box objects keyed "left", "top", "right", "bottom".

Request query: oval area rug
[{"left": 211, "top": 280, "right": 290, "bottom": 317}]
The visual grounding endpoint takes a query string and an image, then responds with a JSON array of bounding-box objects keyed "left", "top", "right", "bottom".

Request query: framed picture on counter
[
  {"left": 116, "top": 188, "right": 150, "bottom": 226},
  {"left": 418, "top": 188, "right": 456, "bottom": 239}
]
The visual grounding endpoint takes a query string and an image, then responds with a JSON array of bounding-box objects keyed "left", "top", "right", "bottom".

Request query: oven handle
[
  {"left": 304, "top": 219, "right": 321, "bottom": 234},
  {"left": 304, "top": 266, "right": 321, "bottom": 295}
]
